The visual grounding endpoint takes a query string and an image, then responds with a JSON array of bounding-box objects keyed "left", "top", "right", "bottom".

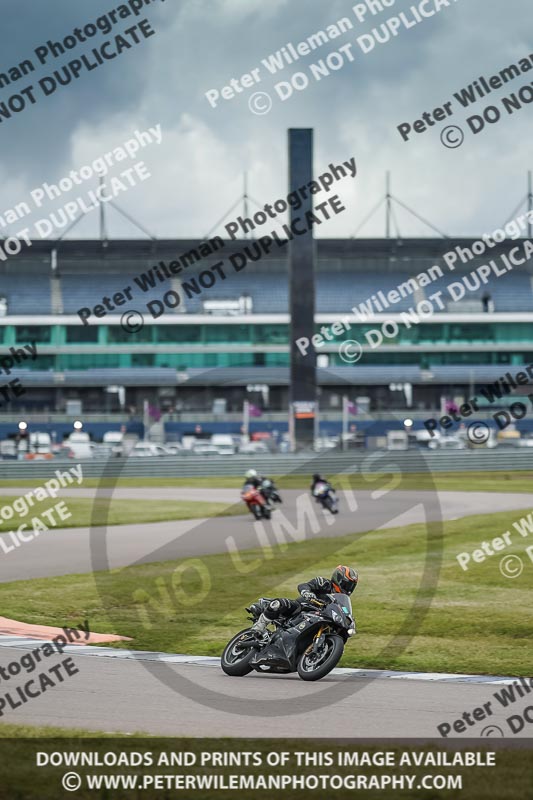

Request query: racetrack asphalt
[
  {"left": 0, "top": 488, "right": 532, "bottom": 582},
  {"left": 0, "top": 642, "right": 528, "bottom": 738}
]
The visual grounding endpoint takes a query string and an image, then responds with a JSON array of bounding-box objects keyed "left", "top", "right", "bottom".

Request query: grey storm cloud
[
  {"left": 0, "top": 0, "right": 532, "bottom": 238},
  {"left": 0, "top": 0, "right": 167, "bottom": 182}
]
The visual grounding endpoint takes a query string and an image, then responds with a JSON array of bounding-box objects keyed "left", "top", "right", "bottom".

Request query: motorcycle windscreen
[{"left": 328, "top": 593, "right": 352, "bottom": 616}]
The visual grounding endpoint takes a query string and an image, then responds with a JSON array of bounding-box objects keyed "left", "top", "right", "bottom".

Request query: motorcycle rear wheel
[
  {"left": 221, "top": 629, "right": 257, "bottom": 676},
  {"left": 325, "top": 496, "right": 338, "bottom": 514},
  {"left": 297, "top": 634, "right": 344, "bottom": 681}
]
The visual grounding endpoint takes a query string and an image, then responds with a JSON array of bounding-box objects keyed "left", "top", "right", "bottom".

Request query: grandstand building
[{"left": 3, "top": 237, "right": 532, "bottom": 422}]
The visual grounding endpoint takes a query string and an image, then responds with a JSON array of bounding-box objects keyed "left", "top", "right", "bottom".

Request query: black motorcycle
[
  {"left": 221, "top": 593, "right": 355, "bottom": 682},
  {"left": 260, "top": 478, "right": 282, "bottom": 505},
  {"left": 312, "top": 481, "right": 338, "bottom": 514}
]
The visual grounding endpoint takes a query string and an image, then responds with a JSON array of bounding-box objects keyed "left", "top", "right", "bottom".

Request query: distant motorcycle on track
[
  {"left": 312, "top": 481, "right": 338, "bottom": 514},
  {"left": 241, "top": 483, "right": 272, "bottom": 520},
  {"left": 259, "top": 478, "right": 282, "bottom": 505}
]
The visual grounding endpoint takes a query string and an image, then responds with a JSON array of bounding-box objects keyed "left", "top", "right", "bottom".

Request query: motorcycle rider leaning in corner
[
  {"left": 250, "top": 565, "right": 359, "bottom": 634},
  {"left": 243, "top": 469, "right": 264, "bottom": 488},
  {"left": 243, "top": 469, "right": 281, "bottom": 504},
  {"left": 310, "top": 472, "right": 332, "bottom": 494}
]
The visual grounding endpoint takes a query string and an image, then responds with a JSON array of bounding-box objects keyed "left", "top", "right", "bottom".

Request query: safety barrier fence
[{"left": 0, "top": 450, "right": 529, "bottom": 479}]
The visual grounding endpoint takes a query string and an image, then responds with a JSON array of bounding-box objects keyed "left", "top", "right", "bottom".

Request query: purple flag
[
  {"left": 148, "top": 404, "right": 162, "bottom": 422},
  {"left": 445, "top": 400, "right": 459, "bottom": 415}
]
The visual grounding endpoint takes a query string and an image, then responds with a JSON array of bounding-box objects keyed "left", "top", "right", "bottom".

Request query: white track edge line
[{"left": 0, "top": 636, "right": 525, "bottom": 686}]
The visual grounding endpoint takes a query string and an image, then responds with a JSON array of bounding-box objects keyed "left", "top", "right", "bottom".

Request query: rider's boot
[{"left": 251, "top": 613, "right": 269, "bottom": 633}]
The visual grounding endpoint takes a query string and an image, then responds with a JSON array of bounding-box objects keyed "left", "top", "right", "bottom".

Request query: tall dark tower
[{"left": 288, "top": 128, "right": 316, "bottom": 450}]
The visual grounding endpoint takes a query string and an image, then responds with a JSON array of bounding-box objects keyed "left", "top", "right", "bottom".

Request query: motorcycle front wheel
[
  {"left": 221, "top": 629, "right": 257, "bottom": 676},
  {"left": 297, "top": 634, "right": 344, "bottom": 681},
  {"left": 325, "top": 496, "right": 338, "bottom": 514}
]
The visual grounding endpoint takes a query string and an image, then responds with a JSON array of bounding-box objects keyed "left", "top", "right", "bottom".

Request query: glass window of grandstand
[
  {"left": 448, "top": 324, "right": 494, "bottom": 343},
  {"left": 174, "top": 353, "right": 218, "bottom": 369},
  {"left": 488, "top": 323, "right": 533, "bottom": 343},
  {"left": 131, "top": 354, "right": 154, "bottom": 367},
  {"left": 15, "top": 325, "right": 51, "bottom": 343},
  {"left": 31, "top": 355, "right": 55, "bottom": 370},
  {"left": 57, "top": 353, "right": 123, "bottom": 369},
  {"left": 203, "top": 325, "right": 250, "bottom": 343},
  {"left": 107, "top": 325, "right": 154, "bottom": 344},
  {"left": 253, "top": 325, "right": 288, "bottom": 344},
  {"left": 155, "top": 326, "right": 202, "bottom": 344},
  {"left": 334, "top": 324, "right": 512, "bottom": 347},
  {"left": 265, "top": 353, "right": 289, "bottom": 366},
  {"left": 65, "top": 325, "right": 99, "bottom": 344}
]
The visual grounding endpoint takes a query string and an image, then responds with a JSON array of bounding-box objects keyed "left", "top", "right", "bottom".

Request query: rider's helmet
[
  {"left": 312, "top": 473, "right": 321, "bottom": 481},
  {"left": 245, "top": 469, "right": 258, "bottom": 480},
  {"left": 331, "top": 565, "right": 358, "bottom": 595}
]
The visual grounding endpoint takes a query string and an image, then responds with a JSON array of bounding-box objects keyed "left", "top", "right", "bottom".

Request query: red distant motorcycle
[{"left": 241, "top": 483, "right": 271, "bottom": 521}]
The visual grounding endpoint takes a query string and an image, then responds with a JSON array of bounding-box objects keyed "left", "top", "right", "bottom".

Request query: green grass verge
[
  {"left": 0, "top": 498, "right": 243, "bottom": 533},
  {"left": 0, "top": 508, "right": 531, "bottom": 676},
  {"left": 0, "top": 470, "right": 532, "bottom": 492},
  {"left": 0, "top": 722, "right": 126, "bottom": 738}
]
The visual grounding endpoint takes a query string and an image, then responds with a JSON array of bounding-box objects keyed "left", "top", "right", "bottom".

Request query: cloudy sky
[{"left": 0, "top": 0, "right": 531, "bottom": 240}]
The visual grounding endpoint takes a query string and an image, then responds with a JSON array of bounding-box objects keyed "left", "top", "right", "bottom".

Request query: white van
[
  {"left": 211, "top": 434, "right": 236, "bottom": 455},
  {"left": 29, "top": 432, "right": 52, "bottom": 453},
  {"left": 66, "top": 432, "right": 94, "bottom": 459},
  {"left": 102, "top": 430, "right": 126, "bottom": 457},
  {"left": 24, "top": 432, "right": 53, "bottom": 460},
  {"left": 386, "top": 430, "right": 409, "bottom": 451}
]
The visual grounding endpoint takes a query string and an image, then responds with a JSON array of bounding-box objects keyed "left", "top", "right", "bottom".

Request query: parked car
[
  {"left": 53, "top": 446, "right": 75, "bottom": 460},
  {"left": 66, "top": 432, "right": 94, "bottom": 459},
  {"left": 163, "top": 444, "right": 182, "bottom": 454},
  {"left": 130, "top": 443, "right": 179, "bottom": 457},
  {"left": 428, "top": 435, "right": 466, "bottom": 450},
  {"left": 238, "top": 441, "right": 270, "bottom": 455},
  {"left": 211, "top": 435, "right": 236, "bottom": 455},
  {"left": 214, "top": 445, "right": 236, "bottom": 455},
  {"left": 191, "top": 443, "right": 220, "bottom": 455}
]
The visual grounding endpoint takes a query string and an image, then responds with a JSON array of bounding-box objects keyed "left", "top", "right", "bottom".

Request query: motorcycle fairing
[{"left": 249, "top": 613, "right": 323, "bottom": 671}]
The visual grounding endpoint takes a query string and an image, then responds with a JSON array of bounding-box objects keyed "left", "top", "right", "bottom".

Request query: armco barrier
[{"left": 0, "top": 450, "right": 529, "bottom": 479}]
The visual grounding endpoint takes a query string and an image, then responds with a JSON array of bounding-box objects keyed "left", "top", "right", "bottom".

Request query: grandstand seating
[
  {"left": 0, "top": 275, "right": 52, "bottom": 314},
  {"left": 2, "top": 262, "right": 533, "bottom": 315},
  {"left": 489, "top": 272, "right": 533, "bottom": 312},
  {"left": 427, "top": 270, "right": 533, "bottom": 313},
  {"left": 31, "top": 272, "right": 424, "bottom": 315},
  {"left": 11, "top": 272, "right": 533, "bottom": 314}
]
